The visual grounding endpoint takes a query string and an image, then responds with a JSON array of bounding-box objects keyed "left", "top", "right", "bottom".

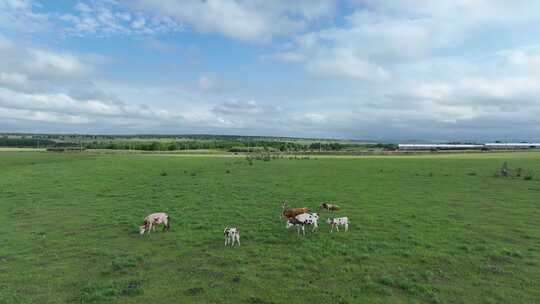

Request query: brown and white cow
[
  {"left": 139, "top": 212, "right": 170, "bottom": 235},
  {"left": 320, "top": 202, "right": 340, "bottom": 212}
]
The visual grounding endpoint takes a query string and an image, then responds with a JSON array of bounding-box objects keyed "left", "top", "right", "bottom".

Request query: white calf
[
  {"left": 139, "top": 212, "right": 170, "bottom": 235},
  {"left": 224, "top": 227, "right": 240, "bottom": 246},
  {"left": 327, "top": 217, "right": 349, "bottom": 232}
]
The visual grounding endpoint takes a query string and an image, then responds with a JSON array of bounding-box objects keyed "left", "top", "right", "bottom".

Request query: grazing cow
[
  {"left": 139, "top": 212, "right": 170, "bottom": 235},
  {"left": 320, "top": 202, "right": 340, "bottom": 212},
  {"left": 286, "top": 213, "right": 320, "bottom": 235},
  {"left": 327, "top": 217, "right": 349, "bottom": 232},
  {"left": 281, "top": 201, "right": 310, "bottom": 219},
  {"left": 224, "top": 227, "right": 240, "bottom": 246}
]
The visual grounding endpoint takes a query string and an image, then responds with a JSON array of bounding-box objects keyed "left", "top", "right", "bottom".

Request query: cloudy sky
[{"left": 1, "top": 0, "right": 540, "bottom": 141}]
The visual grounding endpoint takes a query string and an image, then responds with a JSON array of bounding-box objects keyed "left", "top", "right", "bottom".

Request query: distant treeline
[
  {"left": 0, "top": 138, "right": 55, "bottom": 147},
  {"left": 0, "top": 133, "right": 398, "bottom": 152},
  {"left": 83, "top": 140, "right": 397, "bottom": 152}
]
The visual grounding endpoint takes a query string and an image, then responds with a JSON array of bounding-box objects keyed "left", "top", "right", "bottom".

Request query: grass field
[{"left": 1, "top": 152, "right": 539, "bottom": 303}]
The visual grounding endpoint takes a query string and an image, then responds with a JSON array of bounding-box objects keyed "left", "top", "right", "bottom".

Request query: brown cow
[{"left": 281, "top": 201, "right": 310, "bottom": 219}]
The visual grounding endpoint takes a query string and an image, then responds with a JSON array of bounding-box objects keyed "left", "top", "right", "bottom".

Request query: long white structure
[
  {"left": 399, "top": 143, "right": 540, "bottom": 151},
  {"left": 485, "top": 143, "right": 540, "bottom": 149},
  {"left": 398, "top": 144, "right": 483, "bottom": 151}
]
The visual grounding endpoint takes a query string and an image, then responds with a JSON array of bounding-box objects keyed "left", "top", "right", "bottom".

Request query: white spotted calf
[
  {"left": 327, "top": 217, "right": 349, "bottom": 232},
  {"left": 224, "top": 227, "right": 240, "bottom": 246},
  {"left": 139, "top": 212, "right": 170, "bottom": 235}
]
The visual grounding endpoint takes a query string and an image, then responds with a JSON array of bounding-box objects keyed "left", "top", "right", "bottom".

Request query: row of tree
[
  {"left": 0, "top": 138, "right": 55, "bottom": 147},
  {"left": 81, "top": 140, "right": 397, "bottom": 152},
  {"left": 0, "top": 134, "right": 398, "bottom": 152}
]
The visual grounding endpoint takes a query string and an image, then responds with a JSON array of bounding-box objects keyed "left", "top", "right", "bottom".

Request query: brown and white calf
[
  {"left": 139, "top": 212, "right": 170, "bottom": 235},
  {"left": 320, "top": 202, "right": 340, "bottom": 212},
  {"left": 281, "top": 201, "right": 310, "bottom": 219},
  {"left": 327, "top": 217, "right": 349, "bottom": 232},
  {"left": 224, "top": 227, "right": 240, "bottom": 246}
]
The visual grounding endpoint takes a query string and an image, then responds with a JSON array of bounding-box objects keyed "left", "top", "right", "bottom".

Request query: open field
[{"left": 1, "top": 152, "right": 539, "bottom": 303}]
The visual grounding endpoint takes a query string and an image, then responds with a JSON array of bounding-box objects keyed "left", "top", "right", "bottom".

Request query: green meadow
[{"left": 1, "top": 152, "right": 539, "bottom": 303}]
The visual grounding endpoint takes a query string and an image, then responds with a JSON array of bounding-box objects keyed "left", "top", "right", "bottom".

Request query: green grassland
[{"left": 1, "top": 152, "right": 539, "bottom": 303}]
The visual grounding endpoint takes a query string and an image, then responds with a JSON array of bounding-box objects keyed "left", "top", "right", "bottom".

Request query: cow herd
[
  {"left": 138, "top": 200, "right": 349, "bottom": 247},
  {"left": 282, "top": 201, "right": 349, "bottom": 236}
]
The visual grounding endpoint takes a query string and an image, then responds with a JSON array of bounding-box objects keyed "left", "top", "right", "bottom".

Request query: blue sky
[{"left": 1, "top": 0, "right": 540, "bottom": 141}]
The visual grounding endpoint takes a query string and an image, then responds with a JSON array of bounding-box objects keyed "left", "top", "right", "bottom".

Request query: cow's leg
[
  {"left": 148, "top": 223, "right": 153, "bottom": 234},
  {"left": 345, "top": 223, "right": 349, "bottom": 232},
  {"left": 302, "top": 226, "right": 305, "bottom": 236},
  {"left": 336, "top": 225, "right": 339, "bottom": 232},
  {"left": 225, "top": 237, "right": 228, "bottom": 246},
  {"left": 162, "top": 220, "right": 167, "bottom": 232},
  {"left": 236, "top": 235, "right": 240, "bottom": 246}
]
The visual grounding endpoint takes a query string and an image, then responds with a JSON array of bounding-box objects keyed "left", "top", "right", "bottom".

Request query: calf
[
  {"left": 320, "top": 202, "right": 340, "bottom": 212},
  {"left": 286, "top": 217, "right": 306, "bottom": 235},
  {"left": 282, "top": 201, "right": 310, "bottom": 219},
  {"left": 139, "top": 212, "right": 170, "bottom": 235},
  {"left": 327, "top": 217, "right": 349, "bottom": 232},
  {"left": 224, "top": 227, "right": 240, "bottom": 246}
]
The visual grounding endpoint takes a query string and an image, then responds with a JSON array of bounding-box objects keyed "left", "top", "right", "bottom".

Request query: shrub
[
  {"left": 500, "top": 161, "right": 509, "bottom": 177},
  {"left": 524, "top": 171, "right": 535, "bottom": 180},
  {"left": 184, "top": 287, "right": 204, "bottom": 296}
]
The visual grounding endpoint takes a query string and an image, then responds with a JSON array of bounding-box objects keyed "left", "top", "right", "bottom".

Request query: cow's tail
[{"left": 166, "top": 215, "right": 171, "bottom": 231}]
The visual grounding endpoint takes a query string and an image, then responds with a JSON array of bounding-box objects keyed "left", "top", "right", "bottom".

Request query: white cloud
[
  {"left": 0, "top": 106, "right": 91, "bottom": 124},
  {"left": 2, "top": 1, "right": 540, "bottom": 140},
  {"left": 0, "top": 72, "right": 28, "bottom": 86},
  {"left": 271, "top": 9, "right": 434, "bottom": 80},
  {"left": 25, "top": 49, "right": 92, "bottom": 77},
  {"left": 306, "top": 49, "right": 389, "bottom": 80},
  {"left": 57, "top": 1, "right": 183, "bottom": 37},
  {"left": 261, "top": 51, "right": 305, "bottom": 62},
  {"left": 0, "top": 0, "right": 49, "bottom": 32},
  {"left": 133, "top": 0, "right": 335, "bottom": 42}
]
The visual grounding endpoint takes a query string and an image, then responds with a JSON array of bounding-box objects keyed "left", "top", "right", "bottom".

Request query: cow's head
[
  {"left": 326, "top": 218, "right": 333, "bottom": 225},
  {"left": 139, "top": 224, "right": 147, "bottom": 235}
]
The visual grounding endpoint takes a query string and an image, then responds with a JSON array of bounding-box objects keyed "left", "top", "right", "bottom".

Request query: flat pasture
[{"left": 1, "top": 152, "right": 539, "bottom": 303}]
